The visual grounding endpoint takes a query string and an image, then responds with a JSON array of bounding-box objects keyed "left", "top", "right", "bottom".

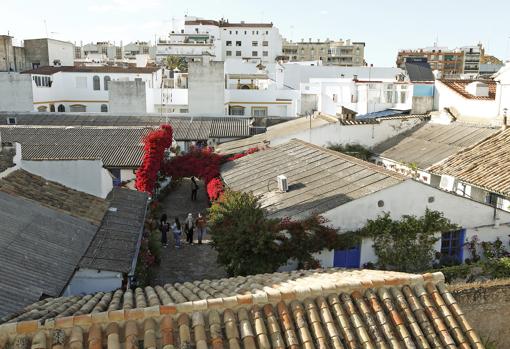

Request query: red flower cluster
[
  {"left": 135, "top": 125, "right": 173, "bottom": 194},
  {"left": 206, "top": 177, "right": 224, "bottom": 201},
  {"left": 163, "top": 145, "right": 262, "bottom": 201},
  {"left": 164, "top": 146, "right": 223, "bottom": 184},
  {"left": 225, "top": 147, "right": 260, "bottom": 161}
]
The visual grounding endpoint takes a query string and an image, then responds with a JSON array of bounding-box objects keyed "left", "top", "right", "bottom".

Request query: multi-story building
[
  {"left": 124, "top": 41, "right": 156, "bottom": 59},
  {"left": 23, "top": 38, "right": 75, "bottom": 70},
  {"left": 459, "top": 45, "right": 481, "bottom": 76},
  {"left": 19, "top": 65, "right": 163, "bottom": 112},
  {"left": 282, "top": 39, "right": 365, "bottom": 66},
  {"left": 0, "top": 35, "right": 25, "bottom": 72},
  {"left": 77, "top": 42, "right": 123, "bottom": 61},
  {"left": 397, "top": 46, "right": 464, "bottom": 76},
  {"left": 397, "top": 44, "right": 485, "bottom": 77},
  {"left": 156, "top": 16, "right": 283, "bottom": 63}
]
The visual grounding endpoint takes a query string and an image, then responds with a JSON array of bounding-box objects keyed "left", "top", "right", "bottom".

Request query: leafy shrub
[
  {"left": 437, "top": 264, "right": 471, "bottom": 283},
  {"left": 327, "top": 143, "right": 373, "bottom": 161},
  {"left": 484, "top": 257, "right": 510, "bottom": 279},
  {"left": 357, "top": 209, "right": 456, "bottom": 272}
]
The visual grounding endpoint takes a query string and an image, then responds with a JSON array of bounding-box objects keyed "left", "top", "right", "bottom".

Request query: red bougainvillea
[
  {"left": 135, "top": 125, "right": 173, "bottom": 194},
  {"left": 206, "top": 178, "right": 224, "bottom": 201}
]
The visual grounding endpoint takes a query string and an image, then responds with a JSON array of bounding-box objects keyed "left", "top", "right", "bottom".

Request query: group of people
[{"left": 159, "top": 212, "right": 207, "bottom": 248}]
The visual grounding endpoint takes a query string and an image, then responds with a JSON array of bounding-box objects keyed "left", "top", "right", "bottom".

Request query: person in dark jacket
[
  {"left": 191, "top": 176, "right": 199, "bottom": 201},
  {"left": 159, "top": 214, "right": 170, "bottom": 248}
]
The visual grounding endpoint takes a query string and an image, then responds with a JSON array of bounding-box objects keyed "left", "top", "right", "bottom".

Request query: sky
[{"left": 1, "top": 0, "right": 509, "bottom": 66}]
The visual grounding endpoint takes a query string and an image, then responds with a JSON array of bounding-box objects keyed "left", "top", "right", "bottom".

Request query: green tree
[
  {"left": 166, "top": 56, "right": 188, "bottom": 72},
  {"left": 208, "top": 191, "right": 347, "bottom": 276},
  {"left": 208, "top": 190, "right": 285, "bottom": 276},
  {"left": 359, "top": 209, "right": 456, "bottom": 272}
]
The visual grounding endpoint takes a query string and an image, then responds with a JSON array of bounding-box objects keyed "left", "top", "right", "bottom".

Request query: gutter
[{"left": 128, "top": 194, "right": 150, "bottom": 279}]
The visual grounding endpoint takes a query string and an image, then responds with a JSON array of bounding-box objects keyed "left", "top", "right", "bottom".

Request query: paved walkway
[{"left": 153, "top": 178, "right": 227, "bottom": 285}]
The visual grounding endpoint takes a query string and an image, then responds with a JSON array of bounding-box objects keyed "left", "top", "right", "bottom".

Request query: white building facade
[
  {"left": 22, "top": 66, "right": 163, "bottom": 113},
  {"left": 157, "top": 17, "right": 283, "bottom": 63}
]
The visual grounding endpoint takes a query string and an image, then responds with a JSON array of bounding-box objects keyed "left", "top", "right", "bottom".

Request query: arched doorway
[
  {"left": 50, "top": 104, "right": 55, "bottom": 112},
  {"left": 57, "top": 104, "right": 65, "bottom": 112}
]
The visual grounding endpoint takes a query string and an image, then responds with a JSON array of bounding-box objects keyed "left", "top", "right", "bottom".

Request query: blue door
[{"left": 334, "top": 244, "right": 361, "bottom": 268}]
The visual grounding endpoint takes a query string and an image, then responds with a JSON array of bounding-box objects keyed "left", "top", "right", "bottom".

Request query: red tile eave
[{"left": 439, "top": 79, "right": 496, "bottom": 101}]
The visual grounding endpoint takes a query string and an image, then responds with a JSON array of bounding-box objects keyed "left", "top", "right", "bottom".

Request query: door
[{"left": 334, "top": 244, "right": 361, "bottom": 268}]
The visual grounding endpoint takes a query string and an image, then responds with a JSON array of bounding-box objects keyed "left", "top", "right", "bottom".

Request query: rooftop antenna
[{"left": 43, "top": 19, "right": 48, "bottom": 38}]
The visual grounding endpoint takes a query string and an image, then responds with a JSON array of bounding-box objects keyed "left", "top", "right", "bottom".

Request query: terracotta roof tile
[
  {"left": 439, "top": 79, "right": 496, "bottom": 100},
  {"left": 429, "top": 128, "right": 510, "bottom": 196},
  {"left": 0, "top": 269, "right": 484, "bottom": 349}
]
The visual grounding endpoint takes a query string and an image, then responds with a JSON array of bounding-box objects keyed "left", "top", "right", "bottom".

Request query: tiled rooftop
[
  {"left": 439, "top": 79, "right": 496, "bottom": 100},
  {"left": 221, "top": 139, "right": 405, "bottom": 219},
  {"left": 0, "top": 269, "right": 484, "bottom": 348},
  {"left": 0, "top": 169, "right": 108, "bottom": 225},
  {"left": 430, "top": 128, "right": 510, "bottom": 196},
  {"left": 0, "top": 127, "right": 154, "bottom": 168},
  {"left": 373, "top": 122, "right": 498, "bottom": 169}
]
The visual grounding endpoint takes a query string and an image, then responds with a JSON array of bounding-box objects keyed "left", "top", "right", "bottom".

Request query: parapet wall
[{"left": 451, "top": 279, "right": 510, "bottom": 348}]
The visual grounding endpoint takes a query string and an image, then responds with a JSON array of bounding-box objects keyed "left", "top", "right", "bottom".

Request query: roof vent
[{"left": 277, "top": 175, "right": 288, "bottom": 192}]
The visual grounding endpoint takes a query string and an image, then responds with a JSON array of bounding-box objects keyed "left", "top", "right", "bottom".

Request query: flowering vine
[{"left": 135, "top": 125, "right": 173, "bottom": 194}]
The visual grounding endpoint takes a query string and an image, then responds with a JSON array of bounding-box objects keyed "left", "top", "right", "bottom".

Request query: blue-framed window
[{"left": 440, "top": 229, "right": 465, "bottom": 264}]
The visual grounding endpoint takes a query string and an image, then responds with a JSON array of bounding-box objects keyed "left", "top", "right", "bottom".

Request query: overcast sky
[{"left": 2, "top": 0, "right": 509, "bottom": 66}]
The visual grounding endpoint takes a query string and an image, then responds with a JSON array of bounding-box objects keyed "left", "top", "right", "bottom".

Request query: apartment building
[
  {"left": 396, "top": 44, "right": 483, "bottom": 77},
  {"left": 282, "top": 38, "right": 365, "bottom": 66},
  {"left": 124, "top": 41, "right": 156, "bottom": 59},
  {"left": 156, "top": 16, "right": 283, "bottom": 63},
  {"left": 75, "top": 42, "right": 123, "bottom": 61}
]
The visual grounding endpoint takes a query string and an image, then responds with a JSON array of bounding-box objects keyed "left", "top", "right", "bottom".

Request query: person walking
[
  {"left": 185, "top": 213, "right": 194, "bottom": 245},
  {"left": 195, "top": 213, "right": 207, "bottom": 244},
  {"left": 191, "top": 176, "right": 199, "bottom": 201},
  {"left": 159, "top": 214, "right": 170, "bottom": 248},
  {"left": 171, "top": 217, "right": 182, "bottom": 249}
]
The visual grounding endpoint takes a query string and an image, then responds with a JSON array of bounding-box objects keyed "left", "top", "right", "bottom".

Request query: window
[
  {"left": 110, "top": 169, "right": 121, "bottom": 187},
  {"left": 252, "top": 51, "right": 258, "bottom": 57},
  {"left": 235, "top": 31, "right": 238, "bottom": 35},
  {"left": 104, "top": 76, "right": 111, "bottom": 91},
  {"left": 252, "top": 41, "right": 258, "bottom": 46},
  {"left": 263, "top": 41, "right": 268, "bottom": 46},
  {"left": 101, "top": 104, "right": 108, "bottom": 112},
  {"left": 50, "top": 104, "right": 55, "bottom": 112},
  {"left": 229, "top": 106, "right": 245, "bottom": 116},
  {"left": 7, "top": 117, "right": 16, "bottom": 125},
  {"left": 332, "top": 94, "right": 338, "bottom": 103},
  {"left": 92, "top": 75, "right": 100, "bottom": 90},
  {"left": 236, "top": 41, "right": 242, "bottom": 46},
  {"left": 226, "top": 51, "right": 232, "bottom": 57},
  {"left": 236, "top": 51, "right": 242, "bottom": 57},
  {"left": 57, "top": 104, "right": 65, "bottom": 112},
  {"left": 244, "top": 31, "right": 247, "bottom": 35},
  {"left": 37, "top": 106, "right": 47, "bottom": 112},
  {"left": 179, "top": 108, "right": 188, "bottom": 113},
  {"left": 226, "top": 40, "right": 232, "bottom": 46},
  {"left": 377, "top": 200, "right": 384, "bottom": 207},
  {"left": 440, "top": 230, "right": 465, "bottom": 264},
  {"left": 263, "top": 51, "right": 268, "bottom": 57},
  {"left": 486, "top": 193, "right": 503, "bottom": 209},
  {"left": 70, "top": 104, "right": 86, "bottom": 112},
  {"left": 251, "top": 107, "right": 267, "bottom": 117},
  {"left": 265, "top": 31, "right": 268, "bottom": 35}
]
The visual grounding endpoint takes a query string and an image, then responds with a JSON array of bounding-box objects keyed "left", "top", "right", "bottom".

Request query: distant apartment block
[
  {"left": 282, "top": 38, "right": 365, "bottom": 66},
  {"left": 0, "top": 35, "right": 73, "bottom": 71},
  {"left": 396, "top": 44, "right": 485, "bottom": 77},
  {"left": 156, "top": 16, "right": 283, "bottom": 63}
]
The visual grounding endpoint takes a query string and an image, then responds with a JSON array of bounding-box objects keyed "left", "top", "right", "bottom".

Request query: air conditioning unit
[
  {"left": 277, "top": 175, "right": 289, "bottom": 192},
  {"left": 439, "top": 175, "right": 455, "bottom": 192}
]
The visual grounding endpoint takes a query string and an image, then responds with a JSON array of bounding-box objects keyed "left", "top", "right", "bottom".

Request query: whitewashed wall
[
  {"left": 434, "top": 80, "right": 499, "bottom": 123},
  {"left": 15, "top": 144, "right": 113, "bottom": 198},
  {"left": 318, "top": 180, "right": 510, "bottom": 267},
  {"left": 270, "top": 117, "right": 422, "bottom": 148},
  {"left": 0, "top": 73, "right": 33, "bottom": 112}
]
